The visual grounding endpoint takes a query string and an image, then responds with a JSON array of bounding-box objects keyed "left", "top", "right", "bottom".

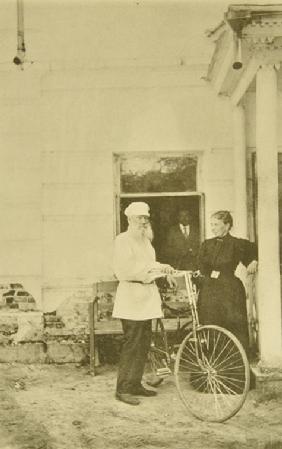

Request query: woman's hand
[{"left": 247, "top": 260, "right": 258, "bottom": 274}]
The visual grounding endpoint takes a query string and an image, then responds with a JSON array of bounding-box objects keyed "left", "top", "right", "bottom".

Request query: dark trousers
[{"left": 116, "top": 319, "right": 152, "bottom": 394}]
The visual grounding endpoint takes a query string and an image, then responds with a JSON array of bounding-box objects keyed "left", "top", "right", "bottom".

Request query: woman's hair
[{"left": 211, "top": 210, "right": 233, "bottom": 228}]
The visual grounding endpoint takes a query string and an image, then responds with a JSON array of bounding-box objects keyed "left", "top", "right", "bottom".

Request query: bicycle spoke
[
  {"left": 210, "top": 379, "right": 226, "bottom": 419},
  {"left": 209, "top": 329, "right": 223, "bottom": 365},
  {"left": 210, "top": 335, "right": 234, "bottom": 368},
  {"left": 178, "top": 360, "right": 205, "bottom": 372},
  {"left": 216, "top": 375, "right": 245, "bottom": 386},
  {"left": 217, "top": 376, "right": 245, "bottom": 394},
  {"left": 217, "top": 362, "right": 246, "bottom": 371},
  {"left": 182, "top": 343, "right": 198, "bottom": 360},
  {"left": 213, "top": 374, "right": 242, "bottom": 396},
  {"left": 214, "top": 350, "right": 244, "bottom": 371},
  {"left": 212, "top": 379, "right": 235, "bottom": 414},
  {"left": 178, "top": 351, "right": 201, "bottom": 368}
]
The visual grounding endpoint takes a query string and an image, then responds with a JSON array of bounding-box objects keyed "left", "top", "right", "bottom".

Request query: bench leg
[
  {"left": 89, "top": 302, "right": 96, "bottom": 376},
  {"left": 94, "top": 344, "right": 100, "bottom": 368}
]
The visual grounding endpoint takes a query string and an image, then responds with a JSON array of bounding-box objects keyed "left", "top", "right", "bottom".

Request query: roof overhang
[{"left": 206, "top": 4, "right": 282, "bottom": 104}]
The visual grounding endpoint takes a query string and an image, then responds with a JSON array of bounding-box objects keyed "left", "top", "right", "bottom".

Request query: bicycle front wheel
[{"left": 174, "top": 325, "right": 250, "bottom": 423}]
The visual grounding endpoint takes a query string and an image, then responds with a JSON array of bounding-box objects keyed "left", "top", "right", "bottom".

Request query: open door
[{"left": 119, "top": 193, "right": 204, "bottom": 262}]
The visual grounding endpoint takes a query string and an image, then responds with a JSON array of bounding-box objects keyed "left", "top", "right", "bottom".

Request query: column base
[{"left": 251, "top": 361, "right": 282, "bottom": 394}]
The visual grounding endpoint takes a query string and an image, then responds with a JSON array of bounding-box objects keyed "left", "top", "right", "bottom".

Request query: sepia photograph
[{"left": 0, "top": 0, "right": 282, "bottom": 448}]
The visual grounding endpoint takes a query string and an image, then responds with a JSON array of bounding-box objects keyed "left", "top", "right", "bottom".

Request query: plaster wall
[{"left": 0, "top": 1, "right": 241, "bottom": 310}]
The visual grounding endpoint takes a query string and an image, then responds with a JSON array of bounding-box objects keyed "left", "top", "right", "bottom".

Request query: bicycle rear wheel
[
  {"left": 174, "top": 325, "right": 250, "bottom": 422},
  {"left": 148, "top": 319, "right": 171, "bottom": 379}
]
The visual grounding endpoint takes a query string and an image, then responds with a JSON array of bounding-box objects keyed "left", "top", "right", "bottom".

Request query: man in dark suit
[{"left": 163, "top": 209, "right": 199, "bottom": 270}]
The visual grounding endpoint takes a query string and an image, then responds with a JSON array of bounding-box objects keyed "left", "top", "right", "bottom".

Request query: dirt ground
[{"left": 0, "top": 363, "right": 282, "bottom": 449}]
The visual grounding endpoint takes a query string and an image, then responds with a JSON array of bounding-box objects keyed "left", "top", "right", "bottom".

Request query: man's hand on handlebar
[
  {"left": 166, "top": 274, "right": 178, "bottom": 288},
  {"left": 144, "top": 264, "right": 175, "bottom": 283},
  {"left": 160, "top": 264, "right": 175, "bottom": 275}
]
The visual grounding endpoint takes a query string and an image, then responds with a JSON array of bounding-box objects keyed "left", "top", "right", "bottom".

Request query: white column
[
  {"left": 232, "top": 103, "right": 248, "bottom": 238},
  {"left": 256, "top": 63, "right": 282, "bottom": 365}
]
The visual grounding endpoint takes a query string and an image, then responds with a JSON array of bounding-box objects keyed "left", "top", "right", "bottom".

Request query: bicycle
[{"left": 148, "top": 270, "right": 250, "bottom": 423}]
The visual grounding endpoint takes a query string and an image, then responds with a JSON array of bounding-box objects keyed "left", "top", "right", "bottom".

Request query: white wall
[
  {"left": 0, "top": 70, "right": 42, "bottom": 306},
  {"left": 0, "top": 1, "right": 242, "bottom": 310}
]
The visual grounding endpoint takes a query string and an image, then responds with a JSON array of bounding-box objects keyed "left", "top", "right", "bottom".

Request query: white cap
[{"left": 124, "top": 202, "right": 150, "bottom": 217}]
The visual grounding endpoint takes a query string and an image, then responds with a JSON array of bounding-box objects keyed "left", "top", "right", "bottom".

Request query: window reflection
[{"left": 120, "top": 154, "right": 197, "bottom": 193}]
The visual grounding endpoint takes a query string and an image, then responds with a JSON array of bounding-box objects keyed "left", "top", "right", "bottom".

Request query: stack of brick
[{"left": 0, "top": 284, "right": 92, "bottom": 364}]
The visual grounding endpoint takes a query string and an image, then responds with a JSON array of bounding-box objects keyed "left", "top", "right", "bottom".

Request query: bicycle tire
[
  {"left": 174, "top": 324, "right": 250, "bottom": 423},
  {"left": 148, "top": 319, "right": 171, "bottom": 379}
]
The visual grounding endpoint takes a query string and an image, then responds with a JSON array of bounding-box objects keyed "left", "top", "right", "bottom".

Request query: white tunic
[{"left": 112, "top": 230, "right": 163, "bottom": 320}]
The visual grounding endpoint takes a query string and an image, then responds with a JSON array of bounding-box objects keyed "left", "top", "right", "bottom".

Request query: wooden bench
[{"left": 89, "top": 280, "right": 192, "bottom": 375}]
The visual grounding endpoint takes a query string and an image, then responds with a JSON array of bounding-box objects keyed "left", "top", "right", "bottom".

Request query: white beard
[
  {"left": 128, "top": 222, "right": 154, "bottom": 242},
  {"left": 143, "top": 224, "right": 154, "bottom": 242}
]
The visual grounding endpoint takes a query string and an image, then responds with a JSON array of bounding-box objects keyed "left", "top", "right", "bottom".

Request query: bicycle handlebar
[{"left": 171, "top": 270, "right": 203, "bottom": 278}]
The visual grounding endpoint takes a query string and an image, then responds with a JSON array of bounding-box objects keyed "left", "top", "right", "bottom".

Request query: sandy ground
[{"left": 0, "top": 363, "right": 282, "bottom": 449}]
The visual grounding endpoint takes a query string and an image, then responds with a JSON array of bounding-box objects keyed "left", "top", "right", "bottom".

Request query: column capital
[
  {"left": 243, "top": 17, "right": 282, "bottom": 45},
  {"left": 242, "top": 20, "right": 282, "bottom": 67}
]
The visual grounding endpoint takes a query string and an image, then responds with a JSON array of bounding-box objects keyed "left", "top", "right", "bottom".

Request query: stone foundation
[
  {"left": 0, "top": 285, "right": 91, "bottom": 364},
  {"left": 251, "top": 364, "right": 282, "bottom": 395}
]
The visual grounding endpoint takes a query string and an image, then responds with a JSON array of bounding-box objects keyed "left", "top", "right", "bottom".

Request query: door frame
[{"left": 113, "top": 151, "right": 205, "bottom": 241}]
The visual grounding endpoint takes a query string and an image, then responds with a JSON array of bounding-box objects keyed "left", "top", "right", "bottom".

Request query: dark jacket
[{"left": 163, "top": 224, "right": 199, "bottom": 270}]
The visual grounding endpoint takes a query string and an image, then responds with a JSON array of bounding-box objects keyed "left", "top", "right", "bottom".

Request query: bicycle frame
[
  {"left": 173, "top": 270, "right": 199, "bottom": 326},
  {"left": 173, "top": 270, "right": 210, "bottom": 369},
  {"left": 183, "top": 271, "right": 200, "bottom": 327}
]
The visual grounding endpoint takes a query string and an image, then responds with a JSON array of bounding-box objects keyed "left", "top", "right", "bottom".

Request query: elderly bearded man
[{"left": 113, "top": 202, "right": 175, "bottom": 406}]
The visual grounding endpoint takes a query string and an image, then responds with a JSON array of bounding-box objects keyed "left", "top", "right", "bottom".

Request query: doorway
[
  {"left": 114, "top": 151, "right": 204, "bottom": 261},
  {"left": 119, "top": 194, "right": 204, "bottom": 262}
]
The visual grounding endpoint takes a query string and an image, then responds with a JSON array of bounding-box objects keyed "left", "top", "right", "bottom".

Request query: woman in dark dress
[{"left": 198, "top": 211, "right": 258, "bottom": 353}]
